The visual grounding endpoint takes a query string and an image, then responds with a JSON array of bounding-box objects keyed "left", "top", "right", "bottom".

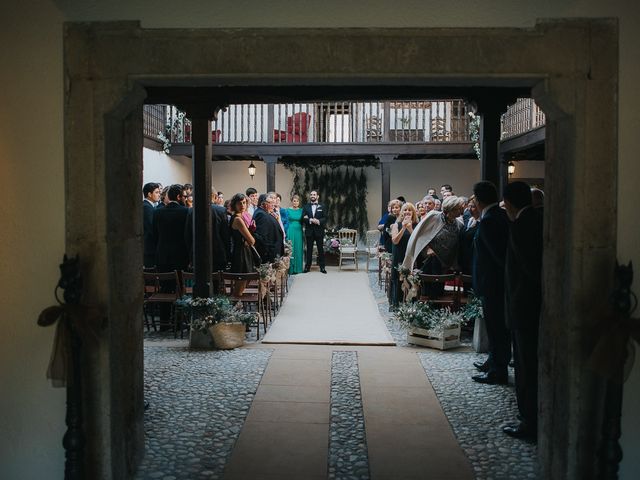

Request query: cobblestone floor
[
  {"left": 136, "top": 345, "right": 272, "bottom": 480},
  {"left": 329, "top": 351, "right": 370, "bottom": 480},
  {"left": 368, "top": 269, "right": 538, "bottom": 480}
]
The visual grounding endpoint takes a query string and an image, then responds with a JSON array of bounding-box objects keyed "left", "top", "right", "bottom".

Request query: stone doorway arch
[{"left": 64, "top": 20, "right": 617, "bottom": 478}]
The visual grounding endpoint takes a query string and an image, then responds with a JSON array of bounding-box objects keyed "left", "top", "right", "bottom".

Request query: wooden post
[
  {"left": 477, "top": 103, "right": 506, "bottom": 187},
  {"left": 186, "top": 109, "right": 216, "bottom": 298},
  {"left": 379, "top": 155, "right": 394, "bottom": 214},
  {"left": 262, "top": 155, "right": 278, "bottom": 193}
]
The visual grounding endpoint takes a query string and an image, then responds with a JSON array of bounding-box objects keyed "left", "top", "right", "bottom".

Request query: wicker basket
[{"left": 208, "top": 323, "right": 246, "bottom": 350}]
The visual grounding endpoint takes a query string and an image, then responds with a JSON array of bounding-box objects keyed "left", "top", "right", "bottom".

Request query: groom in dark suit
[
  {"left": 502, "top": 181, "right": 543, "bottom": 440},
  {"left": 302, "top": 190, "right": 327, "bottom": 273},
  {"left": 471, "top": 181, "right": 511, "bottom": 384}
]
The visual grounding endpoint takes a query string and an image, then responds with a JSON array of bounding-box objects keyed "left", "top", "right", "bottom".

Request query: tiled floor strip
[{"left": 329, "top": 351, "right": 371, "bottom": 480}]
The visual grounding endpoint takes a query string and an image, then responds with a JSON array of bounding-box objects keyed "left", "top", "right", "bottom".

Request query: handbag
[{"left": 249, "top": 244, "right": 262, "bottom": 264}]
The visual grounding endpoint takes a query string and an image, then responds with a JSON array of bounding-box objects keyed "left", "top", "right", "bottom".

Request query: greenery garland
[{"left": 281, "top": 158, "right": 379, "bottom": 237}]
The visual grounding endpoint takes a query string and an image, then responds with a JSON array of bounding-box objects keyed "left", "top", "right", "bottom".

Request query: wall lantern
[
  {"left": 507, "top": 161, "right": 516, "bottom": 176},
  {"left": 248, "top": 161, "right": 257, "bottom": 179}
]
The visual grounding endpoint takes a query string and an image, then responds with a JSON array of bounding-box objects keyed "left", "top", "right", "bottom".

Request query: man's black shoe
[
  {"left": 503, "top": 422, "right": 536, "bottom": 440},
  {"left": 472, "top": 372, "right": 508, "bottom": 385},
  {"left": 303, "top": 267, "right": 310, "bottom": 273},
  {"left": 473, "top": 361, "right": 490, "bottom": 372},
  {"left": 320, "top": 268, "right": 327, "bottom": 274}
]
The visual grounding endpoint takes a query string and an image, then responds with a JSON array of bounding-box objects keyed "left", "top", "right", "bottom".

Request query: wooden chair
[
  {"left": 418, "top": 273, "right": 460, "bottom": 309},
  {"left": 364, "top": 230, "right": 380, "bottom": 272},
  {"left": 174, "top": 270, "right": 195, "bottom": 338},
  {"left": 143, "top": 271, "right": 180, "bottom": 336},
  {"left": 338, "top": 228, "right": 358, "bottom": 270},
  {"left": 218, "top": 272, "right": 269, "bottom": 339}
]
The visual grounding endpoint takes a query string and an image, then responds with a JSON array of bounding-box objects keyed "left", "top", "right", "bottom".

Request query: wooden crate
[{"left": 407, "top": 325, "right": 461, "bottom": 350}]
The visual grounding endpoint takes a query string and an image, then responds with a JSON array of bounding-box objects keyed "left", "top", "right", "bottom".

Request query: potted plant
[
  {"left": 206, "top": 308, "right": 256, "bottom": 350},
  {"left": 175, "top": 295, "right": 253, "bottom": 349},
  {"left": 394, "top": 301, "right": 465, "bottom": 350}
]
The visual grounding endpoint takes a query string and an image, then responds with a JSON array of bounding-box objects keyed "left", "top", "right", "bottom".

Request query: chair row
[{"left": 143, "top": 268, "right": 289, "bottom": 340}]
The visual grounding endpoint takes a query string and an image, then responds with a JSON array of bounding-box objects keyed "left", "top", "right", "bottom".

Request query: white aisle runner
[{"left": 261, "top": 268, "right": 396, "bottom": 345}]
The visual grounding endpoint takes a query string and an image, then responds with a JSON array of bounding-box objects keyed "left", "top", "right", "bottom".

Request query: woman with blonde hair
[
  {"left": 389, "top": 202, "right": 419, "bottom": 307},
  {"left": 382, "top": 199, "right": 402, "bottom": 252}
]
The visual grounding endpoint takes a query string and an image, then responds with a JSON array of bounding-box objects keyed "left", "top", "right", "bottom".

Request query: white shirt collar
[
  {"left": 516, "top": 205, "right": 531, "bottom": 220},
  {"left": 144, "top": 198, "right": 154, "bottom": 206},
  {"left": 480, "top": 202, "right": 499, "bottom": 219}
]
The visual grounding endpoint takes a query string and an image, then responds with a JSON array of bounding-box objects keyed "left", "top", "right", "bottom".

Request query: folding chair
[
  {"left": 364, "top": 230, "right": 380, "bottom": 272},
  {"left": 338, "top": 228, "right": 358, "bottom": 270}
]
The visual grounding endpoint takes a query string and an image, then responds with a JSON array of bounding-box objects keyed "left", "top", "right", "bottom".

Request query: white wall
[
  {"left": 2, "top": 1, "right": 639, "bottom": 478},
  {"left": 0, "top": 2, "right": 66, "bottom": 478},
  {"left": 391, "top": 158, "right": 481, "bottom": 204},
  {"left": 142, "top": 148, "right": 192, "bottom": 187}
]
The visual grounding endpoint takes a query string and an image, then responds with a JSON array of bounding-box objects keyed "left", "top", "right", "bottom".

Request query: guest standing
[
  {"left": 229, "top": 193, "right": 256, "bottom": 297},
  {"left": 402, "top": 196, "right": 465, "bottom": 298},
  {"left": 382, "top": 199, "right": 402, "bottom": 252},
  {"left": 253, "top": 193, "right": 284, "bottom": 263},
  {"left": 142, "top": 182, "right": 160, "bottom": 268},
  {"left": 153, "top": 184, "right": 189, "bottom": 324},
  {"left": 470, "top": 181, "right": 511, "bottom": 385},
  {"left": 502, "top": 182, "right": 543, "bottom": 440},
  {"left": 389, "top": 203, "right": 418, "bottom": 307},
  {"left": 184, "top": 188, "right": 230, "bottom": 274},
  {"left": 302, "top": 190, "right": 327, "bottom": 273},
  {"left": 286, "top": 194, "right": 305, "bottom": 274},
  {"left": 458, "top": 195, "right": 480, "bottom": 275}
]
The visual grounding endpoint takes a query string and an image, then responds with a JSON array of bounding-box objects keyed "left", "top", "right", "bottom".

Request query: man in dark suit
[
  {"left": 502, "top": 181, "right": 543, "bottom": 440},
  {"left": 153, "top": 184, "right": 190, "bottom": 273},
  {"left": 471, "top": 181, "right": 511, "bottom": 384},
  {"left": 152, "top": 184, "right": 189, "bottom": 324},
  {"left": 184, "top": 188, "right": 231, "bottom": 273},
  {"left": 142, "top": 182, "right": 160, "bottom": 268},
  {"left": 302, "top": 190, "right": 327, "bottom": 273},
  {"left": 253, "top": 192, "right": 284, "bottom": 263}
]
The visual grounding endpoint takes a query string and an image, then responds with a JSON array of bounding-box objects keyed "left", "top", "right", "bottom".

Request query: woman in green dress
[{"left": 286, "top": 194, "right": 305, "bottom": 274}]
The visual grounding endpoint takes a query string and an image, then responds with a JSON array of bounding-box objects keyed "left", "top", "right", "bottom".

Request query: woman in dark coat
[{"left": 381, "top": 199, "right": 402, "bottom": 253}]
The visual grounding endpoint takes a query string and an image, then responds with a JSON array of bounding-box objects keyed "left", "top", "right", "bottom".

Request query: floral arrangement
[
  {"left": 396, "top": 266, "right": 421, "bottom": 302},
  {"left": 379, "top": 252, "right": 393, "bottom": 278},
  {"left": 284, "top": 239, "right": 293, "bottom": 258},
  {"left": 462, "top": 290, "right": 483, "bottom": 321},
  {"left": 468, "top": 111, "right": 481, "bottom": 160},
  {"left": 394, "top": 301, "right": 465, "bottom": 334},
  {"left": 175, "top": 295, "right": 243, "bottom": 333},
  {"left": 255, "top": 263, "right": 275, "bottom": 281}
]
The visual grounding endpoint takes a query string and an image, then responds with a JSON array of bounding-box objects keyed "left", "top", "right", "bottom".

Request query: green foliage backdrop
[{"left": 282, "top": 158, "right": 379, "bottom": 237}]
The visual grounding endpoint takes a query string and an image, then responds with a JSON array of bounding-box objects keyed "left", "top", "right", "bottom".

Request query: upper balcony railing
[
  {"left": 153, "top": 100, "right": 472, "bottom": 147},
  {"left": 500, "top": 98, "right": 546, "bottom": 140},
  {"left": 143, "top": 104, "right": 166, "bottom": 140}
]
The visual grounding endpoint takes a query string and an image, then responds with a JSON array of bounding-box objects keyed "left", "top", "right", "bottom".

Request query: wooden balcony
[
  {"left": 500, "top": 98, "right": 546, "bottom": 140},
  {"left": 149, "top": 100, "right": 476, "bottom": 160}
]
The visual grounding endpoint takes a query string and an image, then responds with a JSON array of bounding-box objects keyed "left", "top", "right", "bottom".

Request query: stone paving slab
[{"left": 136, "top": 346, "right": 272, "bottom": 480}]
